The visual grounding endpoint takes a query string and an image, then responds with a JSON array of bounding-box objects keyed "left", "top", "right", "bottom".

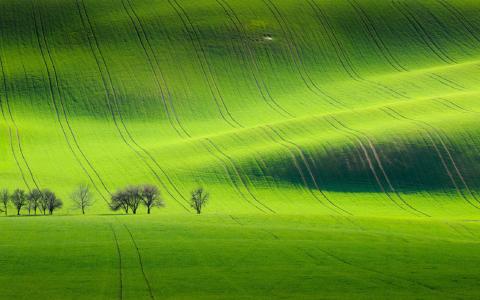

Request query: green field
[{"left": 1, "top": 0, "right": 480, "bottom": 298}]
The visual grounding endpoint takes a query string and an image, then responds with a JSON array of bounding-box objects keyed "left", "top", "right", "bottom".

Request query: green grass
[
  {"left": 1, "top": 214, "right": 480, "bottom": 299},
  {"left": 1, "top": 0, "right": 480, "bottom": 298}
]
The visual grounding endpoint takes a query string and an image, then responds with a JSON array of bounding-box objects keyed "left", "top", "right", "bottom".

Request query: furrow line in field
[
  {"left": 308, "top": 0, "right": 409, "bottom": 100},
  {"left": 205, "top": 138, "right": 275, "bottom": 213},
  {"left": 263, "top": 125, "right": 352, "bottom": 216},
  {"left": 109, "top": 223, "right": 123, "bottom": 300},
  {"left": 75, "top": 0, "right": 190, "bottom": 211},
  {"left": 381, "top": 107, "right": 480, "bottom": 209},
  {"left": 122, "top": 0, "right": 283, "bottom": 213},
  {"left": 437, "top": 0, "right": 480, "bottom": 44},
  {"left": 166, "top": 0, "right": 242, "bottom": 128},
  {"left": 329, "top": 115, "right": 430, "bottom": 216},
  {"left": 0, "top": 54, "right": 33, "bottom": 190},
  {"left": 392, "top": 1, "right": 456, "bottom": 65},
  {"left": 416, "top": 2, "right": 474, "bottom": 52},
  {"left": 263, "top": 0, "right": 345, "bottom": 109},
  {"left": 380, "top": 107, "right": 463, "bottom": 199},
  {"left": 306, "top": 0, "right": 358, "bottom": 79},
  {"left": 32, "top": 4, "right": 110, "bottom": 202},
  {"left": 123, "top": 224, "right": 155, "bottom": 300},
  {"left": 199, "top": 139, "right": 267, "bottom": 213},
  {"left": 347, "top": 0, "right": 407, "bottom": 72},
  {"left": 258, "top": 128, "right": 323, "bottom": 208},
  {"left": 306, "top": 247, "right": 439, "bottom": 292},
  {"left": 358, "top": 0, "right": 470, "bottom": 91},
  {"left": 323, "top": 116, "right": 411, "bottom": 214},
  {"left": 121, "top": 0, "right": 188, "bottom": 138},
  {"left": 215, "top": 0, "right": 294, "bottom": 118},
  {"left": 428, "top": 73, "right": 465, "bottom": 91},
  {"left": 435, "top": 98, "right": 479, "bottom": 114}
]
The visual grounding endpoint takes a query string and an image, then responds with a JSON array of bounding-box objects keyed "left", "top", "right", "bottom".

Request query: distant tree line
[
  {"left": 1, "top": 184, "right": 209, "bottom": 216},
  {"left": 0, "top": 188, "right": 62, "bottom": 216},
  {"left": 109, "top": 184, "right": 164, "bottom": 214}
]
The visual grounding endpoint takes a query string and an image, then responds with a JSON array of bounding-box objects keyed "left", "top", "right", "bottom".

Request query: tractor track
[
  {"left": 215, "top": 0, "right": 294, "bottom": 118},
  {"left": 386, "top": 107, "right": 480, "bottom": 209},
  {"left": 166, "top": 0, "right": 241, "bottom": 128},
  {"left": 323, "top": 116, "right": 416, "bottom": 215},
  {"left": 262, "top": 124, "right": 352, "bottom": 216},
  {"left": 308, "top": 0, "right": 409, "bottom": 100},
  {"left": 327, "top": 115, "right": 430, "bottom": 217},
  {"left": 109, "top": 223, "right": 123, "bottom": 300},
  {"left": 121, "top": 0, "right": 188, "bottom": 138},
  {"left": 33, "top": 3, "right": 112, "bottom": 203},
  {"left": 392, "top": 0, "right": 456, "bottom": 65},
  {"left": 0, "top": 54, "right": 34, "bottom": 190},
  {"left": 123, "top": 224, "right": 155, "bottom": 300},
  {"left": 263, "top": 0, "right": 345, "bottom": 109},
  {"left": 75, "top": 0, "right": 190, "bottom": 211}
]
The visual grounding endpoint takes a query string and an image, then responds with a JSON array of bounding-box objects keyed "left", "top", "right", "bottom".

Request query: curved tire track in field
[
  {"left": 123, "top": 224, "right": 155, "bottom": 300},
  {"left": 120, "top": 0, "right": 265, "bottom": 211},
  {"left": 307, "top": 0, "right": 409, "bottom": 100},
  {"left": 201, "top": 139, "right": 267, "bottom": 213},
  {"left": 437, "top": 0, "right": 480, "bottom": 45},
  {"left": 392, "top": 1, "right": 456, "bottom": 65},
  {"left": 382, "top": 106, "right": 480, "bottom": 209},
  {"left": 323, "top": 116, "right": 412, "bottom": 215},
  {"left": 32, "top": 3, "right": 110, "bottom": 203},
  {"left": 166, "top": 0, "right": 242, "bottom": 128},
  {"left": 0, "top": 55, "right": 34, "bottom": 190},
  {"left": 75, "top": 0, "right": 190, "bottom": 211},
  {"left": 328, "top": 115, "right": 430, "bottom": 217},
  {"left": 263, "top": 0, "right": 345, "bottom": 109},
  {"left": 304, "top": 247, "right": 439, "bottom": 293},
  {"left": 215, "top": 0, "right": 294, "bottom": 118},
  {"left": 120, "top": 0, "right": 189, "bottom": 138},
  {"left": 109, "top": 223, "right": 123, "bottom": 300},
  {"left": 347, "top": 0, "right": 407, "bottom": 72},
  {"left": 261, "top": 125, "right": 352, "bottom": 216},
  {"left": 125, "top": 0, "right": 271, "bottom": 213},
  {"left": 204, "top": 138, "right": 274, "bottom": 213},
  {"left": 346, "top": 0, "right": 465, "bottom": 93}
]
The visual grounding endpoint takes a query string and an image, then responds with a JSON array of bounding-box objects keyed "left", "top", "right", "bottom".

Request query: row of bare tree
[
  {"left": 0, "top": 188, "right": 63, "bottom": 216},
  {"left": 0, "top": 184, "right": 210, "bottom": 216},
  {"left": 108, "top": 185, "right": 210, "bottom": 214}
]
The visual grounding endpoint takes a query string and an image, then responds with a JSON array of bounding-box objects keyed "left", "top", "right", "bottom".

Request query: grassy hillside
[
  {"left": 2, "top": 0, "right": 480, "bottom": 216},
  {"left": 1, "top": 0, "right": 480, "bottom": 216},
  {"left": 1, "top": 0, "right": 480, "bottom": 298}
]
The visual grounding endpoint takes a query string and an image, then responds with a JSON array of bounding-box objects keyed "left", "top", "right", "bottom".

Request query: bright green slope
[{"left": 1, "top": 0, "right": 480, "bottom": 298}]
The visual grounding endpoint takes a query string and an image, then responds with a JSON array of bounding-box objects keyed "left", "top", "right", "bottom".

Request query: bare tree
[
  {"left": 11, "top": 189, "right": 27, "bottom": 216},
  {"left": 38, "top": 192, "right": 49, "bottom": 215},
  {"left": 43, "top": 190, "right": 62, "bottom": 215},
  {"left": 126, "top": 186, "right": 142, "bottom": 215},
  {"left": 141, "top": 184, "right": 164, "bottom": 214},
  {"left": 28, "top": 189, "right": 43, "bottom": 215},
  {"left": 110, "top": 189, "right": 130, "bottom": 214},
  {"left": 71, "top": 185, "right": 94, "bottom": 214},
  {"left": 1, "top": 189, "right": 9, "bottom": 216},
  {"left": 190, "top": 187, "right": 209, "bottom": 214}
]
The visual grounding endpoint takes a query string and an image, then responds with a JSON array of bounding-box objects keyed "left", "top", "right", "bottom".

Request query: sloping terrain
[
  {"left": 2, "top": 0, "right": 480, "bottom": 217},
  {"left": 1, "top": 1, "right": 480, "bottom": 299}
]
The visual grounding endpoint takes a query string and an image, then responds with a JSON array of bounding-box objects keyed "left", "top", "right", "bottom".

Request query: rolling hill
[{"left": 1, "top": 0, "right": 480, "bottom": 298}]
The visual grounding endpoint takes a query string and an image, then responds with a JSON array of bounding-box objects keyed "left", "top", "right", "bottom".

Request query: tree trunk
[
  {"left": 147, "top": 207, "right": 151, "bottom": 214},
  {"left": 82, "top": 207, "right": 85, "bottom": 215},
  {"left": 17, "top": 208, "right": 20, "bottom": 215}
]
